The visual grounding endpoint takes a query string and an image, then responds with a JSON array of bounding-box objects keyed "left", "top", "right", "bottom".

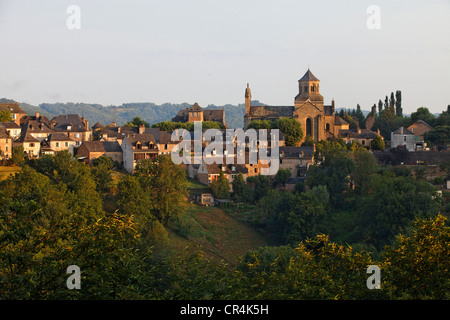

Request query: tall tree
[
  {"left": 395, "top": 90, "right": 402, "bottom": 117},
  {"left": 378, "top": 100, "right": 383, "bottom": 114},
  {"left": 210, "top": 170, "right": 230, "bottom": 199}
]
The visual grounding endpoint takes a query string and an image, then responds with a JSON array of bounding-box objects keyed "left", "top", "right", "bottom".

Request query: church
[{"left": 244, "top": 69, "right": 349, "bottom": 144}]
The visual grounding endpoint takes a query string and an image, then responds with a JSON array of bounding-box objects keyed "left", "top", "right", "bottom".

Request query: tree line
[{"left": 1, "top": 147, "right": 449, "bottom": 299}]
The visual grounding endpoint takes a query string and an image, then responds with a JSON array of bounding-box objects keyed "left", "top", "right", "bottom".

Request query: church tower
[{"left": 294, "top": 69, "right": 324, "bottom": 108}]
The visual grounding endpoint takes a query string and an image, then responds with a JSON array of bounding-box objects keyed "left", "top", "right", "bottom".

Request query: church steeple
[{"left": 295, "top": 68, "right": 323, "bottom": 106}]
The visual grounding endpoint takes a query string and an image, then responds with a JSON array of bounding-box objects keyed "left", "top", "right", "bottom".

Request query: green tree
[
  {"left": 91, "top": 156, "right": 114, "bottom": 194},
  {"left": 356, "top": 175, "right": 441, "bottom": 250},
  {"left": 301, "top": 135, "right": 315, "bottom": 147},
  {"left": 381, "top": 215, "right": 450, "bottom": 299},
  {"left": 370, "top": 135, "right": 385, "bottom": 150},
  {"left": 351, "top": 147, "right": 379, "bottom": 195},
  {"left": 124, "top": 116, "right": 150, "bottom": 128},
  {"left": 134, "top": 156, "right": 189, "bottom": 225},
  {"left": 232, "top": 172, "right": 253, "bottom": 203},
  {"left": 210, "top": 170, "right": 230, "bottom": 199},
  {"left": 411, "top": 107, "right": 435, "bottom": 126},
  {"left": 0, "top": 109, "right": 12, "bottom": 122},
  {"left": 274, "top": 168, "right": 291, "bottom": 187},
  {"left": 247, "top": 119, "right": 273, "bottom": 130},
  {"left": 11, "top": 146, "right": 24, "bottom": 166},
  {"left": 424, "top": 126, "right": 450, "bottom": 147},
  {"left": 247, "top": 174, "right": 271, "bottom": 201},
  {"left": 274, "top": 118, "right": 303, "bottom": 146}
]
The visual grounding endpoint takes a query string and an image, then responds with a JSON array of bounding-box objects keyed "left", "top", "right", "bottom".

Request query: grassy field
[
  {"left": 168, "top": 204, "right": 271, "bottom": 266},
  {"left": 0, "top": 166, "right": 21, "bottom": 181}
]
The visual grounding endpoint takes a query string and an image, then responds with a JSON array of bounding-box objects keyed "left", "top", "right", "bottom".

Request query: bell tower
[{"left": 294, "top": 68, "right": 324, "bottom": 108}]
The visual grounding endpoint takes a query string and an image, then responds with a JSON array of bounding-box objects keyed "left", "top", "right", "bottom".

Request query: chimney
[
  {"left": 118, "top": 127, "right": 121, "bottom": 133},
  {"left": 139, "top": 124, "right": 145, "bottom": 134},
  {"left": 35, "top": 112, "right": 40, "bottom": 119},
  {"left": 111, "top": 122, "right": 117, "bottom": 127}
]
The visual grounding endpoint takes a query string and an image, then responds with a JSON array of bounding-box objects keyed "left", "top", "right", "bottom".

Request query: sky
[{"left": 0, "top": 0, "right": 449, "bottom": 114}]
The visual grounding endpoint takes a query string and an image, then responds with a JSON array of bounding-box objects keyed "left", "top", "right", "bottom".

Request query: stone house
[
  {"left": 50, "top": 114, "right": 92, "bottom": 147},
  {"left": 40, "top": 132, "right": 76, "bottom": 156},
  {"left": 122, "top": 133, "right": 160, "bottom": 172},
  {"left": 391, "top": 127, "right": 416, "bottom": 151},
  {"left": 407, "top": 120, "right": 433, "bottom": 151},
  {"left": 77, "top": 140, "right": 123, "bottom": 164},
  {"left": 0, "top": 102, "right": 27, "bottom": 125},
  {"left": 279, "top": 146, "right": 315, "bottom": 178},
  {"left": 0, "top": 122, "right": 21, "bottom": 139},
  {"left": 172, "top": 102, "right": 227, "bottom": 128},
  {"left": 339, "top": 128, "right": 383, "bottom": 148},
  {"left": 14, "top": 133, "right": 40, "bottom": 158},
  {"left": 0, "top": 128, "right": 12, "bottom": 159}
]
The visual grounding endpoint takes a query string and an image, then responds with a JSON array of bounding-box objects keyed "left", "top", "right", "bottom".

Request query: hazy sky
[{"left": 0, "top": 0, "right": 449, "bottom": 114}]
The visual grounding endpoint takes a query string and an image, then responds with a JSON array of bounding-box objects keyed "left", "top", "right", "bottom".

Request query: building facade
[{"left": 244, "top": 69, "right": 349, "bottom": 144}]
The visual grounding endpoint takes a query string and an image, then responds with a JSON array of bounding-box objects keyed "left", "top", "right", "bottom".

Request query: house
[
  {"left": 172, "top": 102, "right": 227, "bottom": 128},
  {"left": 122, "top": 133, "right": 160, "bottom": 172},
  {"left": 77, "top": 140, "right": 123, "bottom": 164},
  {"left": 14, "top": 133, "right": 40, "bottom": 158},
  {"left": 40, "top": 132, "right": 76, "bottom": 156},
  {"left": 339, "top": 128, "right": 383, "bottom": 148},
  {"left": 0, "top": 102, "right": 27, "bottom": 125},
  {"left": 197, "top": 157, "right": 249, "bottom": 188},
  {"left": 50, "top": 114, "right": 92, "bottom": 147},
  {"left": 20, "top": 119, "right": 55, "bottom": 142},
  {"left": 0, "top": 122, "right": 21, "bottom": 139},
  {"left": 408, "top": 120, "right": 433, "bottom": 151},
  {"left": 0, "top": 128, "right": 12, "bottom": 160},
  {"left": 391, "top": 127, "right": 416, "bottom": 151},
  {"left": 279, "top": 146, "right": 315, "bottom": 178},
  {"left": 91, "top": 122, "right": 104, "bottom": 132}
]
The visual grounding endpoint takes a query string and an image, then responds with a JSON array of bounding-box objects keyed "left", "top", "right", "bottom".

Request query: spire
[
  {"left": 245, "top": 83, "right": 251, "bottom": 98},
  {"left": 299, "top": 68, "right": 319, "bottom": 82}
]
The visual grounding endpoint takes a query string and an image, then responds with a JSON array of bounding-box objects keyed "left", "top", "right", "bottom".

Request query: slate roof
[
  {"left": 0, "top": 102, "right": 26, "bottom": 114},
  {"left": 392, "top": 127, "right": 414, "bottom": 135},
  {"left": 298, "top": 69, "right": 319, "bottom": 82},
  {"left": 92, "top": 122, "right": 103, "bottom": 130},
  {"left": 47, "top": 132, "right": 73, "bottom": 142},
  {"left": 81, "top": 141, "right": 122, "bottom": 153},
  {"left": 51, "top": 114, "right": 89, "bottom": 132},
  {"left": 0, "top": 127, "right": 10, "bottom": 139},
  {"left": 279, "top": 146, "right": 315, "bottom": 159},
  {"left": 339, "top": 129, "right": 380, "bottom": 139},
  {"left": 0, "top": 122, "right": 21, "bottom": 129},
  {"left": 17, "top": 133, "right": 40, "bottom": 143}
]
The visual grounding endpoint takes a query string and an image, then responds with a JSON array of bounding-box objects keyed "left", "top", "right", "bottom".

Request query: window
[
  {"left": 362, "top": 140, "right": 365, "bottom": 145},
  {"left": 311, "top": 85, "right": 315, "bottom": 92},
  {"left": 74, "top": 133, "right": 80, "bottom": 139},
  {"left": 56, "top": 142, "right": 60, "bottom": 148},
  {"left": 404, "top": 136, "right": 407, "bottom": 142},
  {"left": 65, "top": 142, "right": 68, "bottom": 147},
  {"left": 326, "top": 123, "right": 330, "bottom": 131}
]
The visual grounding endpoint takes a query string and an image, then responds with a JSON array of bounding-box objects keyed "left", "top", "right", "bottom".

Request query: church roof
[
  {"left": 299, "top": 69, "right": 319, "bottom": 82},
  {"left": 190, "top": 103, "right": 202, "bottom": 111}
]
